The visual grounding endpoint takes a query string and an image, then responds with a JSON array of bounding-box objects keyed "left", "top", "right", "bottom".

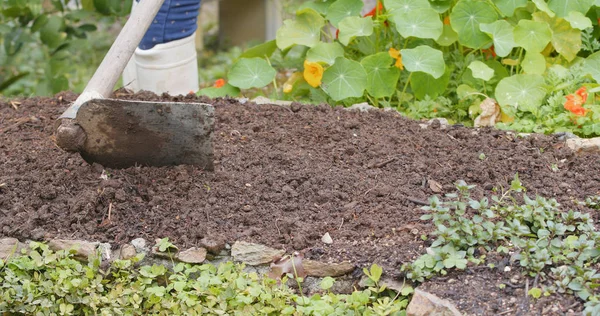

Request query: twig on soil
[
  {"left": 275, "top": 219, "right": 282, "bottom": 236},
  {"left": 108, "top": 203, "right": 113, "bottom": 222},
  {"left": 497, "top": 310, "right": 514, "bottom": 315},
  {"left": 367, "top": 156, "right": 398, "bottom": 169},
  {"left": 338, "top": 218, "right": 344, "bottom": 230},
  {"left": 11, "top": 101, "right": 20, "bottom": 110},
  {"left": 0, "top": 183, "right": 5, "bottom": 188},
  {"left": 406, "top": 197, "right": 429, "bottom": 206}
]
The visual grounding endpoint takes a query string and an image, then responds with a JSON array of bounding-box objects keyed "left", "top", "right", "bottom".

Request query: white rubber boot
[{"left": 125, "top": 34, "right": 199, "bottom": 95}]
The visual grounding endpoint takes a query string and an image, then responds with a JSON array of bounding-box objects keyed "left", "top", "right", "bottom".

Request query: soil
[{"left": 1, "top": 90, "right": 599, "bottom": 315}]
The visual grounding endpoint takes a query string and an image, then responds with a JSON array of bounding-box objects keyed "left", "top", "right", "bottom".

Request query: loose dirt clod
[{"left": 1, "top": 91, "right": 599, "bottom": 314}]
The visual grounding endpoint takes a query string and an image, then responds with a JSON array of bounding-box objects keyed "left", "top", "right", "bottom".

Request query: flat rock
[
  {"left": 119, "top": 244, "right": 137, "bottom": 260},
  {"left": 303, "top": 260, "right": 354, "bottom": 277},
  {"left": 176, "top": 247, "right": 207, "bottom": 264},
  {"left": 199, "top": 237, "right": 226, "bottom": 255},
  {"left": 231, "top": 241, "right": 285, "bottom": 265},
  {"left": 406, "top": 288, "right": 462, "bottom": 316},
  {"left": 48, "top": 239, "right": 98, "bottom": 260},
  {"left": 566, "top": 137, "right": 600, "bottom": 153},
  {"left": 131, "top": 238, "right": 148, "bottom": 253},
  {"left": 0, "top": 238, "right": 26, "bottom": 260}
]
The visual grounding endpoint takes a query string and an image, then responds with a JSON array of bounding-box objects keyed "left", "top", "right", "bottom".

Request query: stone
[
  {"left": 199, "top": 237, "right": 226, "bottom": 255},
  {"left": 0, "top": 238, "right": 26, "bottom": 260},
  {"left": 566, "top": 137, "right": 600, "bottom": 154},
  {"left": 119, "top": 244, "right": 137, "bottom": 260},
  {"left": 131, "top": 238, "right": 148, "bottom": 253},
  {"left": 347, "top": 102, "right": 376, "bottom": 112},
  {"left": 48, "top": 239, "right": 98, "bottom": 260},
  {"left": 231, "top": 241, "right": 285, "bottom": 265},
  {"left": 321, "top": 232, "right": 333, "bottom": 244},
  {"left": 303, "top": 260, "right": 354, "bottom": 277},
  {"left": 406, "top": 289, "right": 462, "bottom": 316},
  {"left": 176, "top": 247, "right": 207, "bottom": 264},
  {"left": 98, "top": 243, "right": 112, "bottom": 261}
]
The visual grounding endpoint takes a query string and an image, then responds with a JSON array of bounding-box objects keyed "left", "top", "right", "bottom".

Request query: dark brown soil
[{"left": 1, "top": 91, "right": 599, "bottom": 314}]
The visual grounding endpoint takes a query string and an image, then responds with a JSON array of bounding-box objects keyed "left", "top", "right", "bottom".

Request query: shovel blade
[{"left": 75, "top": 98, "right": 214, "bottom": 170}]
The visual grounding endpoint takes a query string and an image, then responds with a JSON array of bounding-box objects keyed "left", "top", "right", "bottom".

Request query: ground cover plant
[
  {"left": 0, "top": 241, "right": 409, "bottom": 315},
  {"left": 204, "top": 0, "right": 600, "bottom": 137}
]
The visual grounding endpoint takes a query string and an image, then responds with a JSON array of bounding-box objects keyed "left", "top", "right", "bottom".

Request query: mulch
[{"left": 1, "top": 90, "right": 599, "bottom": 314}]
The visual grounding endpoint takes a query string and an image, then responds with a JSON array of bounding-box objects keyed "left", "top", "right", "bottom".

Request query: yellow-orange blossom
[{"left": 303, "top": 60, "right": 324, "bottom": 88}]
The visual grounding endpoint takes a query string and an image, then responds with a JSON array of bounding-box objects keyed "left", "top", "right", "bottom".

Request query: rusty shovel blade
[{"left": 74, "top": 98, "right": 214, "bottom": 170}]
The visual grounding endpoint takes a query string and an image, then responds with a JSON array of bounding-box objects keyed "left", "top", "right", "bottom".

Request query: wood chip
[{"left": 429, "top": 179, "right": 443, "bottom": 193}]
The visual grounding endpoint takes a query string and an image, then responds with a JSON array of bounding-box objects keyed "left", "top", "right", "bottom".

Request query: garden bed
[{"left": 1, "top": 91, "right": 599, "bottom": 314}]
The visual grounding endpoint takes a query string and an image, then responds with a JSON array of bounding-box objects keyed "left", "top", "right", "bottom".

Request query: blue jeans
[{"left": 137, "top": 0, "right": 201, "bottom": 50}]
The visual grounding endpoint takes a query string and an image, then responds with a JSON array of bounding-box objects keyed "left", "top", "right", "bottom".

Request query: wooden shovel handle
[{"left": 60, "top": 0, "right": 165, "bottom": 119}]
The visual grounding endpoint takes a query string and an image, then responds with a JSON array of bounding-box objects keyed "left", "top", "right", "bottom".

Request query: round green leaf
[
  {"left": 326, "top": 0, "right": 364, "bottom": 28},
  {"left": 307, "top": 42, "right": 345, "bottom": 65},
  {"left": 383, "top": 0, "right": 430, "bottom": 14},
  {"left": 360, "top": 52, "right": 400, "bottom": 98},
  {"left": 532, "top": 0, "right": 556, "bottom": 17},
  {"left": 392, "top": 8, "right": 443, "bottom": 40},
  {"left": 495, "top": 74, "right": 547, "bottom": 110},
  {"left": 532, "top": 12, "right": 581, "bottom": 61},
  {"left": 583, "top": 51, "right": 600, "bottom": 83},
  {"left": 513, "top": 20, "right": 552, "bottom": 53},
  {"left": 338, "top": 16, "right": 374, "bottom": 46},
  {"left": 548, "top": 0, "right": 594, "bottom": 18},
  {"left": 401, "top": 46, "right": 445, "bottom": 78},
  {"left": 564, "top": 11, "right": 593, "bottom": 30},
  {"left": 521, "top": 51, "right": 546, "bottom": 74},
  {"left": 494, "top": 0, "right": 528, "bottom": 17},
  {"left": 299, "top": 0, "right": 335, "bottom": 15},
  {"left": 468, "top": 61, "right": 494, "bottom": 80},
  {"left": 430, "top": 0, "right": 452, "bottom": 13},
  {"left": 479, "top": 20, "right": 516, "bottom": 57},
  {"left": 411, "top": 70, "right": 451, "bottom": 100},
  {"left": 436, "top": 24, "right": 458, "bottom": 46},
  {"left": 322, "top": 57, "right": 367, "bottom": 101},
  {"left": 449, "top": 0, "right": 498, "bottom": 49},
  {"left": 276, "top": 8, "right": 325, "bottom": 50},
  {"left": 227, "top": 58, "right": 277, "bottom": 89}
]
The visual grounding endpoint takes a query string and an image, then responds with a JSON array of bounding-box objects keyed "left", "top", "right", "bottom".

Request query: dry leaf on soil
[
  {"left": 267, "top": 252, "right": 306, "bottom": 280},
  {"left": 429, "top": 179, "right": 443, "bottom": 193}
]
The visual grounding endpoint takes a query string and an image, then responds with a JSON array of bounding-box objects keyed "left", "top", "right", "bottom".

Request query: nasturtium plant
[
  {"left": 227, "top": 58, "right": 276, "bottom": 89},
  {"left": 220, "top": 0, "right": 600, "bottom": 137}
]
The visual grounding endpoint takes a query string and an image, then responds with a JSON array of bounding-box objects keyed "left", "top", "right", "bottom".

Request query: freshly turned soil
[{"left": 1, "top": 90, "right": 599, "bottom": 314}]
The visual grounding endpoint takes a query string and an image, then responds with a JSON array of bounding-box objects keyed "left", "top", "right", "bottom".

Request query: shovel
[{"left": 54, "top": 0, "right": 214, "bottom": 170}]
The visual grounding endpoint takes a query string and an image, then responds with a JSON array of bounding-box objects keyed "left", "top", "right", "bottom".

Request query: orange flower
[
  {"left": 443, "top": 16, "right": 450, "bottom": 25},
  {"left": 364, "top": 2, "right": 383, "bottom": 17},
  {"left": 214, "top": 78, "right": 226, "bottom": 88},
  {"left": 283, "top": 72, "right": 303, "bottom": 93},
  {"left": 303, "top": 60, "right": 324, "bottom": 88},
  {"left": 564, "top": 87, "right": 589, "bottom": 116},
  {"left": 482, "top": 45, "right": 497, "bottom": 59},
  {"left": 388, "top": 48, "right": 403, "bottom": 70}
]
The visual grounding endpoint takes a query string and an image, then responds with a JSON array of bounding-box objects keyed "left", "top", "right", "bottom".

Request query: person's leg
[{"left": 123, "top": 0, "right": 201, "bottom": 95}]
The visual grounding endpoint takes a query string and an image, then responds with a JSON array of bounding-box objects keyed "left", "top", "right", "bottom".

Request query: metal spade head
[{"left": 73, "top": 98, "right": 214, "bottom": 170}]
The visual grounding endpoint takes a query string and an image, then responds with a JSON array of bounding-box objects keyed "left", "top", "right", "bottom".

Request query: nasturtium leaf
[
  {"left": 322, "top": 57, "right": 367, "bottom": 101},
  {"left": 326, "top": 0, "right": 363, "bottom": 28},
  {"left": 383, "top": 0, "right": 430, "bottom": 15},
  {"left": 276, "top": 8, "right": 325, "bottom": 50},
  {"left": 436, "top": 24, "right": 458, "bottom": 46},
  {"left": 583, "top": 51, "right": 600, "bottom": 83},
  {"left": 548, "top": 0, "right": 594, "bottom": 18},
  {"left": 411, "top": 69, "right": 451, "bottom": 100},
  {"left": 494, "top": 0, "right": 528, "bottom": 17},
  {"left": 564, "top": 11, "right": 593, "bottom": 30},
  {"left": 392, "top": 8, "right": 443, "bottom": 40},
  {"left": 495, "top": 74, "right": 547, "bottom": 110},
  {"left": 450, "top": 0, "right": 498, "bottom": 49},
  {"left": 360, "top": 52, "right": 400, "bottom": 98},
  {"left": 531, "top": 0, "right": 555, "bottom": 17},
  {"left": 227, "top": 58, "right": 277, "bottom": 89},
  {"left": 338, "top": 16, "right": 374, "bottom": 46},
  {"left": 429, "top": 0, "right": 452, "bottom": 13},
  {"left": 401, "top": 46, "right": 445, "bottom": 78},
  {"left": 480, "top": 20, "right": 516, "bottom": 57},
  {"left": 532, "top": 12, "right": 581, "bottom": 61},
  {"left": 468, "top": 61, "right": 494, "bottom": 80},
  {"left": 521, "top": 51, "right": 546, "bottom": 74},
  {"left": 240, "top": 40, "right": 277, "bottom": 59},
  {"left": 299, "top": 0, "right": 336, "bottom": 15},
  {"left": 307, "top": 42, "right": 345, "bottom": 65},
  {"left": 513, "top": 20, "right": 552, "bottom": 53}
]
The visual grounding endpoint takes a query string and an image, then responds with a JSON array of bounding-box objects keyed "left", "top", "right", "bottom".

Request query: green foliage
[
  {"left": 402, "top": 174, "right": 600, "bottom": 314},
  {"left": 0, "top": 243, "right": 409, "bottom": 315},
  {"left": 222, "top": 0, "right": 600, "bottom": 137},
  {"left": 0, "top": 0, "right": 130, "bottom": 95}
]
